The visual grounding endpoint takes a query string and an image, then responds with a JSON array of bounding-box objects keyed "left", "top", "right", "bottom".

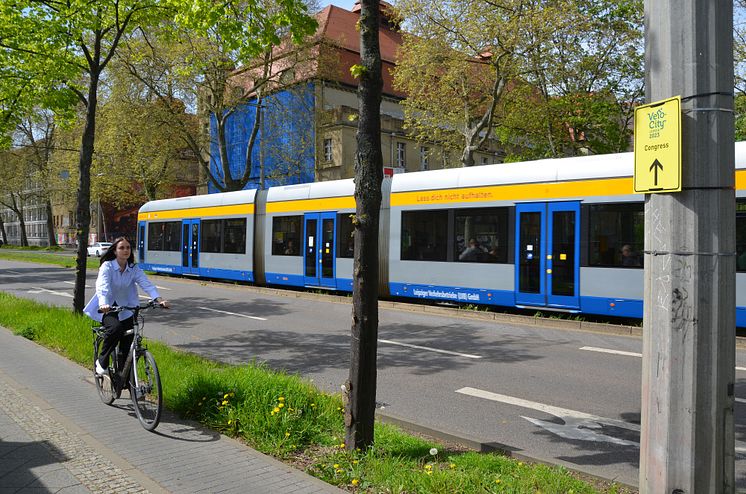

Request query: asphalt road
[{"left": 3, "top": 258, "right": 746, "bottom": 489}]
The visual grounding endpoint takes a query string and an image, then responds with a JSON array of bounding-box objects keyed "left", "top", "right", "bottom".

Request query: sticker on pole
[{"left": 633, "top": 96, "right": 682, "bottom": 193}]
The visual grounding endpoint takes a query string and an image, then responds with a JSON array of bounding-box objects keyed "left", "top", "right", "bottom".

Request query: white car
[{"left": 87, "top": 242, "right": 112, "bottom": 257}]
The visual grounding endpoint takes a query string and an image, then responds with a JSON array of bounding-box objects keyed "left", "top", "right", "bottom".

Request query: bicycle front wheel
[
  {"left": 130, "top": 350, "right": 162, "bottom": 431},
  {"left": 94, "top": 363, "right": 115, "bottom": 405}
]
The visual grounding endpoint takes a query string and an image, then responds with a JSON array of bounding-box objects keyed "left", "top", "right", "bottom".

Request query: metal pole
[{"left": 640, "top": 1, "right": 735, "bottom": 493}]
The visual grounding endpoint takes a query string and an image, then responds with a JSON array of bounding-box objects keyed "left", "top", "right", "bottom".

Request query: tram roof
[
  {"left": 392, "top": 142, "right": 746, "bottom": 193},
  {"left": 139, "top": 189, "right": 256, "bottom": 213},
  {"left": 266, "top": 179, "right": 355, "bottom": 202}
]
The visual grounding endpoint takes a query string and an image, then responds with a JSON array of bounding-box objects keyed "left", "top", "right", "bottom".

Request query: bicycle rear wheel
[{"left": 130, "top": 350, "right": 162, "bottom": 431}]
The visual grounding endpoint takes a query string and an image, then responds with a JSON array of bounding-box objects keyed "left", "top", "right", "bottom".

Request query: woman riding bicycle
[{"left": 83, "top": 237, "right": 169, "bottom": 375}]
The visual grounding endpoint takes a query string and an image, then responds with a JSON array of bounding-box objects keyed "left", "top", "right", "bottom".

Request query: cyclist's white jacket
[{"left": 83, "top": 261, "right": 160, "bottom": 322}]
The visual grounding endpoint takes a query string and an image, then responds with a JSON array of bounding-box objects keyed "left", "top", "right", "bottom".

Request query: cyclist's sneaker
[{"left": 95, "top": 360, "right": 107, "bottom": 376}]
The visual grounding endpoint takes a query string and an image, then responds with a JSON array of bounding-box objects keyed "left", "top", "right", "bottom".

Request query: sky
[{"left": 318, "top": 0, "right": 358, "bottom": 11}]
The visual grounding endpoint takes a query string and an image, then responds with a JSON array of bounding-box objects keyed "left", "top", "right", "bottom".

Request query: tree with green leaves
[
  {"left": 505, "top": 0, "right": 643, "bottom": 159},
  {"left": 393, "top": 0, "right": 643, "bottom": 165},
  {"left": 0, "top": 0, "right": 166, "bottom": 311},
  {"left": 0, "top": 147, "right": 36, "bottom": 246},
  {"left": 15, "top": 110, "right": 60, "bottom": 247},
  {"left": 119, "top": 1, "right": 319, "bottom": 192},
  {"left": 344, "top": 0, "right": 384, "bottom": 452}
]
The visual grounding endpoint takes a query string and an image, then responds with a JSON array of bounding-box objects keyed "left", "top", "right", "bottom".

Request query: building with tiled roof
[{"left": 209, "top": 1, "right": 501, "bottom": 192}]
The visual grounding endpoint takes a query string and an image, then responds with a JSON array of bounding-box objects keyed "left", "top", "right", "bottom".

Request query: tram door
[
  {"left": 303, "top": 213, "right": 336, "bottom": 288},
  {"left": 515, "top": 202, "right": 580, "bottom": 309},
  {"left": 138, "top": 222, "right": 146, "bottom": 263},
  {"left": 181, "top": 219, "right": 200, "bottom": 275}
]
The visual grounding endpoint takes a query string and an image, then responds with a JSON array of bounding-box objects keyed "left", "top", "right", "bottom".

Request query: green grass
[
  {"left": 0, "top": 248, "right": 99, "bottom": 269},
  {"left": 0, "top": 292, "right": 633, "bottom": 493}
]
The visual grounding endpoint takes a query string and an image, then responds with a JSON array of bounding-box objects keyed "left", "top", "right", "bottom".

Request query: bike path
[{"left": 0, "top": 326, "right": 345, "bottom": 494}]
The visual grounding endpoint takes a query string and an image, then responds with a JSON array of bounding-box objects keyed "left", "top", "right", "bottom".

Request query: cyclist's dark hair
[{"left": 100, "top": 237, "right": 135, "bottom": 266}]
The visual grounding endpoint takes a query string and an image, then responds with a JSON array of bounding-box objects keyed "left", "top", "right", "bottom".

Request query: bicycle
[{"left": 92, "top": 300, "right": 164, "bottom": 431}]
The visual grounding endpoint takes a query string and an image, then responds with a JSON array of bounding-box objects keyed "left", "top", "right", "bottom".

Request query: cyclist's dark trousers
[{"left": 98, "top": 313, "right": 134, "bottom": 370}]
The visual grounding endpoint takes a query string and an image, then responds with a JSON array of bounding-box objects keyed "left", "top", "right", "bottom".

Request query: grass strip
[
  {"left": 0, "top": 248, "right": 99, "bottom": 269},
  {"left": 0, "top": 292, "right": 632, "bottom": 493}
]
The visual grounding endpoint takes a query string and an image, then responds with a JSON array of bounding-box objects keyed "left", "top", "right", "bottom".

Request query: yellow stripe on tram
[
  {"left": 266, "top": 196, "right": 356, "bottom": 214},
  {"left": 736, "top": 169, "right": 746, "bottom": 190},
  {"left": 137, "top": 203, "right": 254, "bottom": 221},
  {"left": 390, "top": 177, "right": 634, "bottom": 207}
]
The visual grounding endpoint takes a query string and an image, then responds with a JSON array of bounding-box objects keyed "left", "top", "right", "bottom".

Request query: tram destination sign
[{"left": 633, "top": 96, "right": 681, "bottom": 193}]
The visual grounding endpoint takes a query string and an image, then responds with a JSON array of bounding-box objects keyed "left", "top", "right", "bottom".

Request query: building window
[
  {"left": 396, "top": 142, "right": 406, "bottom": 168},
  {"left": 419, "top": 146, "right": 429, "bottom": 171},
  {"left": 587, "top": 203, "right": 644, "bottom": 268},
  {"left": 481, "top": 156, "right": 489, "bottom": 166},
  {"left": 323, "top": 138, "right": 333, "bottom": 162}
]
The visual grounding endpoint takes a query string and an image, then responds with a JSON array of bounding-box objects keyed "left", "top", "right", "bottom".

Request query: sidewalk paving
[{"left": 0, "top": 326, "right": 345, "bottom": 494}]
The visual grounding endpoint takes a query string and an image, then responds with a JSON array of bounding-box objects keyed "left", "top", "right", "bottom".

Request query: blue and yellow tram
[{"left": 138, "top": 142, "right": 746, "bottom": 325}]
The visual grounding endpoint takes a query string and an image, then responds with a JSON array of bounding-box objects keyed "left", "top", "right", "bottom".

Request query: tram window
[
  {"left": 272, "top": 215, "right": 301, "bottom": 256},
  {"left": 401, "top": 210, "right": 448, "bottom": 261},
  {"left": 736, "top": 200, "right": 746, "bottom": 272},
  {"left": 337, "top": 213, "right": 355, "bottom": 258},
  {"left": 455, "top": 208, "right": 508, "bottom": 263},
  {"left": 201, "top": 220, "right": 222, "bottom": 253},
  {"left": 223, "top": 218, "right": 246, "bottom": 254},
  {"left": 147, "top": 221, "right": 180, "bottom": 251},
  {"left": 587, "top": 203, "right": 644, "bottom": 268}
]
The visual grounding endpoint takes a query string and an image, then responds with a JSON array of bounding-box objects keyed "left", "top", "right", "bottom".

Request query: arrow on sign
[{"left": 650, "top": 158, "right": 664, "bottom": 186}]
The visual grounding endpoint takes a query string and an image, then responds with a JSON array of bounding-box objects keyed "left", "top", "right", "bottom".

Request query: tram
[{"left": 137, "top": 143, "right": 746, "bottom": 325}]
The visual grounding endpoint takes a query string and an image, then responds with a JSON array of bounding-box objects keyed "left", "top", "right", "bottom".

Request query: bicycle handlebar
[{"left": 97, "top": 299, "right": 164, "bottom": 314}]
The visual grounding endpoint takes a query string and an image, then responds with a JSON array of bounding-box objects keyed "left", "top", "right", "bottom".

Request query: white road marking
[
  {"left": 63, "top": 281, "right": 91, "bottom": 288},
  {"left": 198, "top": 306, "right": 267, "bottom": 321},
  {"left": 5, "top": 270, "right": 22, "bottom": 274},
  {"left": 456, "top": 386, "right": 639, "bottom": 432},
  {"left": 28, "top": 287, "right": 73, "bottom": 298},
  {"left": 581, "top": 346, "right": 746, "bottom": 372},
  {"left": 736, "top": 398, "right": 746, "bottom": 404},
  {"left": 522, "top": 416, "right": 639, "bottom": 446},
  {"left": 155, "top": 285, "right": 171, "bottom": 290},
  {"left": 379, "top": 339, "right": 482, "bottom": 359},
  {"left": 580, "top": 346, "right": 642, "bottom": 358}
]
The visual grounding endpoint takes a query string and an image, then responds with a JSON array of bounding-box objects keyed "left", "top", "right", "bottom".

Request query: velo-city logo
[{"left": 647, "top": 107, "right": 666, "bottom": 139}]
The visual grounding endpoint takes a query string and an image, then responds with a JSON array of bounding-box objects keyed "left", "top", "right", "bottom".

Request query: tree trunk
[
  {"left": 45, "top": 199, "right": 58, "bottom": 247},
  {"left": 345, "top": 0, "right": 383, "bottom": 452},
  {"left": 0, "top": 216, "right": 7, "bottom": 245},
  {"left": 10, "top": 194, "right": 28, "bottom": 247},
  {"left": 73, "top": 72, "right": 99, "bottom": 313}
]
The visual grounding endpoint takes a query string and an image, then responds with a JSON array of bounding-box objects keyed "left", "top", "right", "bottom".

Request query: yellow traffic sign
[{"left": 633, "top": 96, "right": 682, "bottom": 193}]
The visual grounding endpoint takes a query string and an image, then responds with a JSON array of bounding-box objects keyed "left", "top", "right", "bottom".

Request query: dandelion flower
[
  {"left": 278, "top": 403, "right": 285, "bottom": 408},
  {"left": 333, "top": 464, "right": 340, "bottom": 469},
  {"left": 449, "top": 463, "right": 456, "bottom": 469},
  {"left": 429, "top": 448, "right": 438, "bottom": 456},
  {"left": 424, "top": 464, "right": 432, "bottom": 471},
  {"left": 273, "top": 407, "right": 280, "bottom": 413},
  {"left": 495, "top": 479, "right": 501, "bottom": 484},
  {"left": 285, "top": 432, "right": 291, "bottom": 437},
  {"left": 426, "top": 470, "right": 433, "bottom": 475},
  {"left": 224, "top": 393, "right": 230, "bottom": 399},
  {"left": 279, "top": 396, "right": 285, "bottom": 402},
  {"left": 352, "top": 460, "right": 359, "bottom": 465},
  {"left": 351, "top": 479, "right": 359, "bottom": 486},
  {"left": 221, "top": 400, "right": 229, "bottom": 405},
  {"left": 340, "top": 443, "right": 346, "bottom": 449}
]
